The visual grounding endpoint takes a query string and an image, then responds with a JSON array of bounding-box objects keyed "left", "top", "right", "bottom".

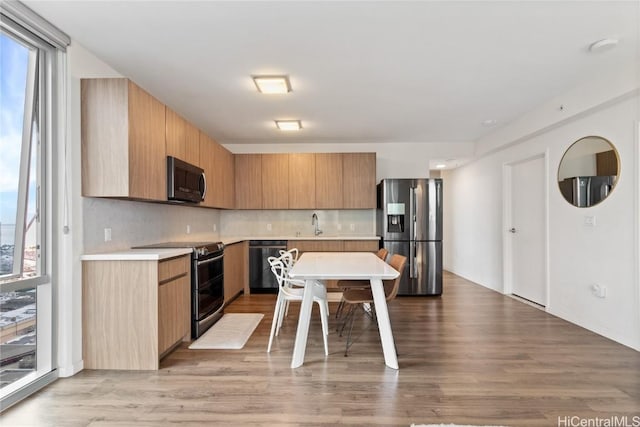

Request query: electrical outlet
[
  {"left": 104, "top": 228, "right": 112, "bottom": 242},
  {"left": 267, "top": 223, "right": 272, "bottom": 231},
  {"left": 584, "top": 216, "right": 596, "bottom": 227},
  {"left": 186, "top": 225, "right": 191, "bottom": 234},
  {"left": 337, "top": 224, "right": 342, "bottom": 231},
  {"left": 349, "top": 224, "right": 355, "bottom": 231},
  {"left": 213, "top": 224, "right": 217, "bottom": 232}
]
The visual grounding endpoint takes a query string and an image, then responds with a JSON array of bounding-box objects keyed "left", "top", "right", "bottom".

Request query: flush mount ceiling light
[
  {"left": 275, "top": 120, "right": 302, "bottom": 131},
  {"left": 588, "top": 38, "right": 619, "bottom": 53},
  {"left": 435, "top": 164, "right": 447, "bottom": 169},
  {"left": 482, "top": 119, "right": 498, "bottom": 126},
  {"left": 252, "top": 75, "right": 292, "bottom": 94}
]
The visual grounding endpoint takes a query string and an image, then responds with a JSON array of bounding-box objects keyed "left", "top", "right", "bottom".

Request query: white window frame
[{"left": 0, "top": 1, "right": 69, "bottom": 412}]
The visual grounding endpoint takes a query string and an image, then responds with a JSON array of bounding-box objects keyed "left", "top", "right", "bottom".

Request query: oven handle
[{"left": 196, "top": 254, "right": 224, "bottom": 266}]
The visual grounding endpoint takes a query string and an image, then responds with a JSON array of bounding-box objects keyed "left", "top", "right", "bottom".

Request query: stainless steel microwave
[{"left": 167, "top": 156, "right": 206, "bottom": 203}]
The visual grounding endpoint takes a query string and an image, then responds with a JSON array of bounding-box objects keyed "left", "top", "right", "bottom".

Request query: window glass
[
  {"left": 0, "top": 31, "right": 38, "bottom": 390},
  {"left": 0, "top": 32, "right": 28, "bottom": 275}
]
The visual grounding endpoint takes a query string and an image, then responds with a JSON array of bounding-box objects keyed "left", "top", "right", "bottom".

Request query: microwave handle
[{"left": 200, "top": 172, "right": 207, "bottom": 201}]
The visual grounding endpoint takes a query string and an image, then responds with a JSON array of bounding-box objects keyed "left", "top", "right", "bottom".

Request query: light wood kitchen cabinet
[
  {"left": 343, "top": 153, "right": 377, "bottom": 209},
  {"left": 235, "top": 154, "right": 263, "bottom": 209},
  {"left": 81, "top": 78, "right": 166, "bottom": 201},
  {"left": 82, "top": 254, "right": 191, "bottom": 370},
  {"left": 214, "top": 142, "right": 236, "bottom": 209},
  {"left": 289, "top": 153, "right": 316, "bottom": 209},
  {"left": 262, "top": 154, "right": 289, "bottom": 209},
  {"left": 288, "top": 240, "right": 345, "bottom": 253},
  {"left": 223, "top": 241, "right": 247, "bottom": 302},
  {"left": 158, "top": 256, "right": 191, "bottom": 356},
  {"left": 166, "top": 108, "right": 199, "bottom": 166},
  {"left": 289, "top": 239, "right": 379, "bottom": 253},
  {"left": 234, "top": 151, "right": 376, "bottom": 210},
  {"left": 343, "top": 240, "right": 379, "bottom": 252},
  {"left": 200, "top": 133, "right": 235, "bottom": 208},
  {"left": 316, "top": 153, "right": 343, "bottom": 209}
]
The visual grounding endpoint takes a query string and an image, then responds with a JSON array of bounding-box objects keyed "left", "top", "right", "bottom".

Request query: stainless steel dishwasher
[{"left": 249, "top": 240, "right": 288, "bottom": 293}]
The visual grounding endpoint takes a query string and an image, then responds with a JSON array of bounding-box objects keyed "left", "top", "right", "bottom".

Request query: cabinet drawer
[
  {"left": 343, "top": 240, "right": 379, "bottom": 252},
  {"left": 158, "top": 255, "right": 190, "bottom": 283},
  {"left": 290, "top": 240, "right": 344, "bottom": 253}
]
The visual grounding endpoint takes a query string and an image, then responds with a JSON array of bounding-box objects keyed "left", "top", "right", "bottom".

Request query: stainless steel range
[{"left": 133, "top": 241, "right": 225, "bottom": 338}]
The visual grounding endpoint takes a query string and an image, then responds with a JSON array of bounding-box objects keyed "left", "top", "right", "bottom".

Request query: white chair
[
  {"left": 267, "top": 258, "right": 329, "bottom": 355},
  {"left": 277, "top": 248, "right": 302, "bottom": 317},
  {"left": 279, "top": 248, "right": 299, "bottom": 270}
]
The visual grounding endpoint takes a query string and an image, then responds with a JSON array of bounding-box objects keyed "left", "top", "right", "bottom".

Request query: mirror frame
[{"left": 557, "top": 135, "right": 620, "bottom": 208}]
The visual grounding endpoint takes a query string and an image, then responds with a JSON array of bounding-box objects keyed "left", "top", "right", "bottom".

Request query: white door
[{"left": 510, "top": 155, "right": 546, "bottom": 306}]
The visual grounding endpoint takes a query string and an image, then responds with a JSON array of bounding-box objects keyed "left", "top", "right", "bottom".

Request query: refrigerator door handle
[
  {"left": 410, "top": 241, "right": 417, "bottom": 278},
  {"left": 411, "top": 187, "right": 417, "bottom": 241}
]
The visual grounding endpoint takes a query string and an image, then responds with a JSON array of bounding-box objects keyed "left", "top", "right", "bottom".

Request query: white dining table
[{"left": 288, "top": 251, "right": 400, "bottom": 369}]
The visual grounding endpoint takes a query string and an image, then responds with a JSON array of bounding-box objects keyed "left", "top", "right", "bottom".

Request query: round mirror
[{"left": 558, "top": 136, "right": 619, "bottom": 207}]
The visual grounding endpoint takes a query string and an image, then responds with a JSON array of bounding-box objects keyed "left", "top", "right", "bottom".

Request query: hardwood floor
[{"left": 4, "top": 271, "right": 640, "bottom": 426}]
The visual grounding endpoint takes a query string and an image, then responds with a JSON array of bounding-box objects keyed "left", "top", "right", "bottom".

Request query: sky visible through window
[{"left": 0, "top": 32, "right": 30, "bottom": 246}]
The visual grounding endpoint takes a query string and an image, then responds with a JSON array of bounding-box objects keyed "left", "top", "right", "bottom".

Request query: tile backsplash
[
  {"left": 83, "top": 197, "right": 376, "bottom": 254},
  {"left": 220, "top": 209, "right": 375, "bottom": 238},
  {"left": 83, "top": 198, "right": 220, "bottom": 253}
]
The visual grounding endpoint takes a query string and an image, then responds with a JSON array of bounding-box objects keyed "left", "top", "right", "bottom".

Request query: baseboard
[{"left": 58, "top": 360, "right": 83, "bottom": 377}]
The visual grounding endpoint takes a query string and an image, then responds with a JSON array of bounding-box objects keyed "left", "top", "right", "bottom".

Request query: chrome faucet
[{"left": 311, "top": 213, "right": 323, "bottom": 236}]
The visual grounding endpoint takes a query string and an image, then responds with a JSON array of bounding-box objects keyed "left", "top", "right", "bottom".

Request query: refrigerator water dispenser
[{"left": 387, "top": 203, "right": 405, "bottom": 232}]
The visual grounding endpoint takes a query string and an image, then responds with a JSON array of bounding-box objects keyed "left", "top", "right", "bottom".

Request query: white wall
[{"left": 443, "top": 85, "right": 640, "bottom": 350}]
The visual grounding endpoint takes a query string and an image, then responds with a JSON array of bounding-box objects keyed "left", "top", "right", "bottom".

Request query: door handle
[
  {"left": 509, "top": 227, "right": 517, "bottom": 233},
  {"left": 409, "top": 242, "right": 416, "bottom": 278}
]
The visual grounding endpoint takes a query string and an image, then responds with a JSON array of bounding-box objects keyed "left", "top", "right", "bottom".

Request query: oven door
[{"left": 193, "top": 253, "right": 224, "bottom": 337}]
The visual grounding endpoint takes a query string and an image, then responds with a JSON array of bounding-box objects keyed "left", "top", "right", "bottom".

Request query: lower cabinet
[
  {"left": 224, "top": 241, "right": 247, "bottom": 303},
  {"left": 82, "top": 255, "right": 191, "bottom": 370},
  {"left": 288, "top": 240, "right": 379, "bottom": 254},
  {"left": 158, "top": 275, "right": 190, "bottom": 356}
]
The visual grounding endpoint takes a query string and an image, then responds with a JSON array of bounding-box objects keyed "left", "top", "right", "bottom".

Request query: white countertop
[
  {"left": 82, "top": 236, "right": 379, "bottom": 258},
  {"left": 81, "top": 248, "right": 193, "bottom": 261},
  {"left": 289, "top": 252, "right": 399, "bottom": 280},
  {"left": 221, "top": 235, "right": 379, "bottom": 245}
]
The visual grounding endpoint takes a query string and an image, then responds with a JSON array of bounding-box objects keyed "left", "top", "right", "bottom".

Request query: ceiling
[{"left": 24, "top": 1, "right": 640, "bottom": 146}]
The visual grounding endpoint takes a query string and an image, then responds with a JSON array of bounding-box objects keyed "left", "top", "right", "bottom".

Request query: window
[
  {"left": 0, "top": 25, "right": 46, "bottom": 394},
  {"left": 0, "top": 2, "right": 68, "bottom": 410}
]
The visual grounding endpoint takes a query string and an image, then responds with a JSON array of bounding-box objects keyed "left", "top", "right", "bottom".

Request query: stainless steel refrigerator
[
  {"left": 558, "top": 176, "right": 615, "bottom": 207},
  {"left": 376, "top": 179, "right": 443, "bottom": 295}
]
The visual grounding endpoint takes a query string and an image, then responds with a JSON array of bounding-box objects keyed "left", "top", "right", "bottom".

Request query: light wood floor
[{"left": 4, "top": 271, "right": 640, "bottom": 426}]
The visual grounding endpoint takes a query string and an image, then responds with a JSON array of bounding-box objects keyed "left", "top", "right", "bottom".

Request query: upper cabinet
[
  {"left": 235, "top": 154, "right": 263, "bottom": 209},
  {"left": 289, "top": 153, "right": 316, "bottom": 209},
  {"left": 234, "top": 152, "right": 376, "bottom": 210},
  {"left": 343, "top": 153, "right": 376, "bottom": 208},
  {"left": 166, "top": 108, "right": 200, "bottom": 167},
  {"left": 81, "top": 78, "right": 166, "bottom": 201},
  {"left": 262, "top": 154, "right": 289, "bottom": 209},
  {"left": 199, "top": 133, "right": 235, "bottom": 209},
  {"left": 316, "top": 153, "right": 343, "bottom": 209},
  {"left": 81, "top": 78, "right": 373, "bottom": 210}
]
